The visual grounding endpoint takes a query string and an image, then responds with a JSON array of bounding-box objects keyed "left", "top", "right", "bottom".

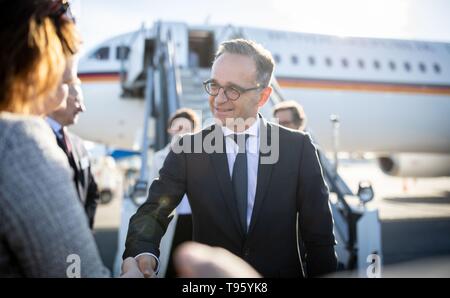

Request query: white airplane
[{"left": 75, "top": 21, "right": 450, "bottom": 178}]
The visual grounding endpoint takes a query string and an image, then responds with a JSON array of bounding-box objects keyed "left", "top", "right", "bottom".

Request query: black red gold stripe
[
  {"left": 78, "top": 72, "right": 450, "bottom": 95},
  {"left": 79, "top": 72, "right": 121, "bottom": 82},
  {"left": 277, "top": 77, "right": 450, "bottom": 95}
]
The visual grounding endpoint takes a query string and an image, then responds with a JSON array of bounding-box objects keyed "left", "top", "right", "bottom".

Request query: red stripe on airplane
[
  {"left": 277, "top": 77, "right": 450, "bottom": 95},
  {"left": 79, "top": 72, "right": 121, "bottom": 82}
]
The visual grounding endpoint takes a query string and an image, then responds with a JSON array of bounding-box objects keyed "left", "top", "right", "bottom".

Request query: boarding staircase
[{"left": 178, "top": 68, "right": 212, "bottom": 121}]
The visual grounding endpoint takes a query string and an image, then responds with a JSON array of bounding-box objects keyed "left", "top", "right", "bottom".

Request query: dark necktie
[
  {"left": 230, "top": 134, "right": 249, "bottom": 233},
  {"left": 58, "top": 127, "right": 80, "bottom": 197}
]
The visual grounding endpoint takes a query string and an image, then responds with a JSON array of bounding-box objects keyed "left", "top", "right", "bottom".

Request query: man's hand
[
  {"left": 120, "top": 257, "right": 144, "bottom": 278},
  {"left": 174, "top": 242, "right": 261, "bottom": 278},
  {"left": 135, "top": 254, "right": 157, "bottom": 278}
]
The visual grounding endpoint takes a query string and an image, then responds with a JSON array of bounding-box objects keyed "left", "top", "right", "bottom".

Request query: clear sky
[{"left": 73, "top": 0, "right": 450, "bottom": 53}]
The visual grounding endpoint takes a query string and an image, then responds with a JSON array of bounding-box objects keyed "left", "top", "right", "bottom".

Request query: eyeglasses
[{"left": 203, "top": 80, "right": 263, "bottom": 101}]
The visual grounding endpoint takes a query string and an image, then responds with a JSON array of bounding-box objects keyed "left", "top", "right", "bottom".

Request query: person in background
[
  {"left": 46, "top": 54, "right": 100, "bottom": 229},
  {"left": 273, "top": 100, "right": 307, "bottom": 131}
]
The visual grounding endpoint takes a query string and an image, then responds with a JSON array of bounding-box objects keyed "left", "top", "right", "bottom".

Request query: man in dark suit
[
  {"left": 47, "top": 55, "right": 100, "bottom": 229},
  {"left": 123, "top": 39, "right": 337, "bottom": 277}
]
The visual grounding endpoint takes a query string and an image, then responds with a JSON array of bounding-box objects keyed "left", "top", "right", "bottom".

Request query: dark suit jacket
[
  {"left": 124, "top": 116, "right": 337, "bottom": 277},
  {"left": 56, "top": 131, "right": 99, "bottom": 229}
]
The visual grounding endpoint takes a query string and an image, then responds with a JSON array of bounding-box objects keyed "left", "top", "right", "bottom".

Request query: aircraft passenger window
[
  {"left": 358, "top": 59, "right": 365, "bottom": 69},
  {"left": 418, "top": 62, "right": 426, "bottom": 73},
  {"left": 433, "top": 63, "right": 441, "bottom": 74},
  {"left": 90, "top": 47, "right": 110, "bottom": 60},
  {"left": 341, "top": 58, "right": 349, "bottom": 68},
  {"left": 308, "top": 56, "right": 315, "bottom": 66},
  {"left": 116, "top": 46, "right": 130, "bottom": 60},
  {"left": 325, "top": 57, "right": 332, "bottom": 67},
  {"left": 389, "top": 61, "right": 396, "bottom": 71},
  {"left": 404, "top": 62, "right": 411, "bottom": 72},
  {"left": 291, "top": 55, "right": 298, "bottom": 65},
  {"left": 274, "top": 54, "right": 281, "bottom": 64},
  {"left": 373, "top": 60, "right": 381, "bottom": 70}
]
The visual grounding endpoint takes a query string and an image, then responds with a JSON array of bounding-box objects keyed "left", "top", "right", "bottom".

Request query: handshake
[{"left": 120, "top": 241, "right": 261, "bottom": 278}]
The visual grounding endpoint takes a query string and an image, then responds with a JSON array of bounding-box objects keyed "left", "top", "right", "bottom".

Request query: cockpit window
[
  {"left": 116, "top": 46, "right": 130, "bottom": 60},
  {"left": 90, "top": 46, "right": 110, "bottom": 60}
]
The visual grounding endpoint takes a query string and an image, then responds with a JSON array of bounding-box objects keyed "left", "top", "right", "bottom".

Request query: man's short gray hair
[{"left": 214, "top": 39, "right": 275, "bottom": 88}]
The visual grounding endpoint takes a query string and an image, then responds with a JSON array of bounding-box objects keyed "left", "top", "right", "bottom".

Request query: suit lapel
[
  {"left": 207, "top": 125, "right": 244, "bottom": 239},
  {"left": 67, "top": 134, "right": 81, "bottom": 175},
  {"left": 70, "top": 134, "right": 91, "bottom": 204},
  {"left": 63, "top": 133, "right": 85, "bottom": 203},
  {"left": 248, "top": 117, "right": 274, "bottom": 235}
]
